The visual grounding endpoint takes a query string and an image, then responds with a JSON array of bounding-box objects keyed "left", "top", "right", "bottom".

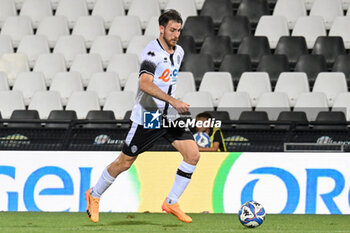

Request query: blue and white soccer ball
[
  {"left": 238, "top": 201, "right": 266, "bottom": 228},
  {"left": 193, "top": 132, "right": 211, "bottom": 148}
]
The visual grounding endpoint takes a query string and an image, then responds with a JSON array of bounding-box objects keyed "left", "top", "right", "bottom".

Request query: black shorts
[{"left": 122, "top": 120, "right": 194, "bottom": 156}]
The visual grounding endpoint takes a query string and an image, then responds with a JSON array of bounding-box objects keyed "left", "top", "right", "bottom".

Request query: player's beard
[{"left": 162, "top": 32, "right": 177, "bottom": 49}]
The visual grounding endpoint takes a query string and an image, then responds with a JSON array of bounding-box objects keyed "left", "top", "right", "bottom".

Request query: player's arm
[{"left": 139, "top": 73, "right": 189, "bottom": 113}]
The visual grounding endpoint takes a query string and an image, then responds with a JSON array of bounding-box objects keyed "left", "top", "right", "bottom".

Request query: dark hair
[
  {"left": 196, "top": 112, "right": 212, "bottom": 120},
  {"left": 158, "top": 9, "right": 183, "bottom": 27}
]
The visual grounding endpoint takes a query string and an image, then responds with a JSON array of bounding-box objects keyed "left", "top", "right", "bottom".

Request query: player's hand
[{"left": 169, "top": 98, "right": 189, "bottom": 113}]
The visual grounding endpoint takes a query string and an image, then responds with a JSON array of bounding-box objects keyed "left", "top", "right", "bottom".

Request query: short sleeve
[
  {"left": 139, "top": 46, "right": 160, "bottom": 77},
  {"left": 213, "top": 130, "right": 222, "bottom": 143}
]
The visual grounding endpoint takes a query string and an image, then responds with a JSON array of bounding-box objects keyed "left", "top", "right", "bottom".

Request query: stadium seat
[
  {"left": 218, "top": 16, "right": 251, "bottom": 47},
  {"left": 203, "top": 111, "right": 230, "bottom": 122},
  {"left": 50, "top": 0, "right": 60, "bottom": 10},
  {"left": 275, "top": 111, "right": 309, "bottom": 130},
  {"left": 180, "top": 54, "right": 215, "bottom": 88},
  {"left": 158, "top": 0, "right": 169, "bottom": 10},
  {"left": 329, "top": 17, "right": 350, "bottom": 49},
  {"left": 28, "top": 91, "right": 63, "bottom": 119},
  {"left": 199, "top": 0, "right": 233, "bottom": 26},
  {"left": 274, "top": 36, "right": 308, "bottom": 67},
  {"left": 236, "top": 72, "right": 272, "bottom": 107},
  {"left": 305, "top": 0, "right": 315, "bottom": 10},
  {"left": 122, "top": 0, "right": 132, "bottom": 10},
  {"left": 19, "top": 0, "right": 52, "bottom": 29},
  {"left": 294, "top": 92, "right": 329, "bottom": 121},
  {"left": 309, "top": 0, "right": 343, "bottom": 30},
  {"left": 66, "top": 91, "right": 100, "bottom": 119},
  {"left": 313, "top": 111, "right": 347, "bottom": 130},
  {"left": 236, "top": 111, "right": 271, "bottom": 130},
  {"left": 217, "top": 92, "right": 252, "bottom": 120},
  {"left": 87, "top": 72, "right": 121, "bottom": 105},
  {"left": 312, "top": 72, "right": 348, "bottom": 107},
  {"left": 219, "top": 54, "right": 252, "bottom": 86},
  {"left": 123, "top": 72, "right": 139, "bottom": 96},
  {"left": 70, "top": 53, "right": 104, "bottom": 87},
  {"left": 177, "top": 35, "right": 196, "bottom": 54},
  {"left": 17, "top": 35, "right": 50, "bottom": 68},
  {"left": 182, "top": 91, "right": 214, "bottom": 118},
  {"left": 0, "top": 35, "right": 14, "bottom": 57},
  {"left": 312, "top": 36, "right": 346, "bottom": 65},
  {"left": 144, "top": 16, "right": 160, "bottom": 38},
  {"left": 237, "top": 36, "right": 271, "bottom": 65},
  {"left": 92, "top": 0, "right": 125, "bottom": 29},
  {"left": 53, "top": 35, "right": 87, "bottom": 68},
  {"left": 292, "top": 16, "right": 326, "bottom": 49},
  {"left": 332, "top": 93, "right": 350, "bottom": 121},
  {"left": 199, "top": 72, "right": 234, "bottom": 107},
  {"left": 46, "top": 110, "right": 77, "bottom": 128},
  {"left": 200, "top": 36, "right": 233, "bottom": 66},
  {"left": 12, "top": 71, "right": 46, "bottom": 105},
  {"left": 332, "top": 55, "right": 350, "bottom": 85},
  {"left": 127, "top": 0, "right": 160, "bottom": 29},
  {"left": 0, "top": 0, "right": 17, "bottom": 28},
  {"left": 181, "top": 16, "right": 215, "bottom": 47},
  {"left": 274, "top": 72, "right": 310, "bottom": 107},
  {"left": 36, "top": 16, "right": 70, "bottom": 48},
  {"left": 165, "top": 0, "right": 197, "bottom": 23},
  {"left": 343, "top": 0, "right": 350, "bottom": 10},
  {"left": 109, "top": 16, "right": 142, "bottom": 49},
  {"left": 0, "top": 16, "right": 33, "bottom": 47},
  {"left": 295, "top": 55, "right": 327, "bottom": 86},
  {"left": 8, "top": 110, "right": 41, "bottom": 128},
  {"left": 87, "top": 0, "right": 97, "bottom": 10},
  {"left": 90, "top": 35, "right": 123, "bottom": 69},
  {"left": 257, "top": 55, "right": 289, "bottom": 86},
  {"left": 0, "top": 72, "right": 9, "bottom": 91},
  {"left": 85, "top": 110, "right": 116, "bottom": 128},
  {"left": 273, "top": 0, "right": 306, "bottom": 29},
  {"left": 55, "top": 0, "right": 88, "bottom": 28},
  {"left": 236, "top": 0, "right": 270, "bottom": 25},
  {"left": 0, "top": 91, "right": 25, "bottom": 119},
  {"left": 49, "top": 72, "right": 84, "bottom": 105},
  {"left": 126, "top": 35, "right": 155, "bottom": 58},
  {"left": 255, "top": 92, "right": 291, "bottom": 120},
  {"left": 103, "top": 91, "right": 135, "bottom": 119},
  {"left": 72, "top": 16, "right": 106, "bottom": 48},
  {"left": 174, "top": 72, "right": 196, "bottom": 100},
  {"left": 107, "top": 54, "right": 140, "bottom": 87},
  {"left": 254, "top": 16, "right": 290, "bottom": 49},
  {"left": 0, "top": 53, "right": 30, "bottom": 86},
  {"left": 14, "top": 0, "right": 24, "bottom": 10},
  {"left": 33, "top": 53, "right": 67, "bottom": 86}
]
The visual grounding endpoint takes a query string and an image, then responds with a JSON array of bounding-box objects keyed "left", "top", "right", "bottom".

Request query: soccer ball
[
  {"left": 193, "top": 132, "right": 211, "bottom": 148},
  {"left": 238, "top": 201, "right": 266, "bottom": 228}
]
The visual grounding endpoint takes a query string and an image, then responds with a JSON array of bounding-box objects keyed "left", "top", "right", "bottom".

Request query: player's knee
[{"left": 188, "top": 151, "right": 200, "bottom": 165}]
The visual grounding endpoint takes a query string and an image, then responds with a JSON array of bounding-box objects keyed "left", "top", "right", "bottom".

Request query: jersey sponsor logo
[
  {"left": 158, "top": 69, "right": 179, "bottom": 82},
  {"left": 147, "top": 51, "right": 155, "bottom": 57}
]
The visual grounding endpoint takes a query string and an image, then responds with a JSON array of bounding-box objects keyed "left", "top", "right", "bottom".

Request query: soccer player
[{"left": 85, "top": 9, "right": 200, "bottom": 224}]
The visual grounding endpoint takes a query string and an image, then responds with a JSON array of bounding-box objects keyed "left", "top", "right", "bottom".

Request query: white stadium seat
[
  {"left": 236, "top": 72, "right": 272, "bottom": 107},
  {"left": 255, "top": 92, "right": 291, "bottom": 120},
  {"left": 0, "top": 16, "right": 33, "bottom": 47},
  {"left": 128, "top": 0, "right": 161, "bottom": 29},
  {"left": 126, "top": 35, "right": 155, "bottom": 58},
  {"left": 90, "top": 35, "right": 123, "bottom": 68},
  {"left": 0, "top": 91, "right": 25, "bottom": 118},
  {"left": 20, "top": 0, "right": 53, "bottom": 28},
  {"left": 17, "top": 35, "right": 50, "bottom": 68},
  {"left": 107, "top": 54, "right": 140, "bottom": 87},
  {"left": 199, "top": 72, "right": 234, "bottom": 107},
  {"left": 33, "top": 53, "right": 67, "bottom": 86},
  {"left": 49, "top": 72, "right": 84, "bottom": 105},
  {"left": 294, "top": 92, "right": 329, "bottom": 121},
  {"left": 0, "top": 0, "right": 17, "bottom": 28},
  {"left": 109, "top": 16, "right": 142, "bottom": 49},
  {"left": 87, "top": 72, "right": 121, "bottom": 105},
  {"left": 0, "top": 53, "right": 30, "bottom": 86},
  {"left": 329, "top": 17, "right": 350, "bottom": 49},
  {"left": 165, "top": 0, "right": 197, "bottom": 23},
  {"left": 53, "top": 35, "right": 86, "bottom": 68},
  {"left": 255, "top": 16, "right": 290, "bottom": 48},
  {"left": 174, "top": 72, "right": 196, "bottom": 100},
  {"left": 273, "top": 0, "right": 307, "bottom": 29},
  {"left": 309, "top": 0, "right": 343, "bottom": 29},
  {"left": 66, "top": 91, "right": 100, "bottom": 119},
  {"left": 217, "top": 92, "right": 252, "bottom": 120},
  {"left": 55, "top": 0, "right": 88, "bottom": 28},
  {"left": 70, "top": 53, "right": 104, "bottom": 87},
  {"left": 12, "top": 71, "right": 47, "bottom": 105},
  {"left": 72, "top": 16, "right": 106, "bottom": 48},
  {"left": 292, "top": 16, "right": 326, "bottom": 49},
  {"left": 103, "top": 91, "right": 135, "bottom": 119},
  {"left": 92, "top": 0, "right": 125, "bottom": 29},
  {"left": 182, "top": 91, "right": 214, "bottom": 118},
  {"left": 0, "top": 35, "right": 14, "bottom": 57},
  {"left": 36, "top": 16, "right": 70, "bottom": 48},
  {"left": 28, "top": 91, "right": 63, "bottom": 119}
]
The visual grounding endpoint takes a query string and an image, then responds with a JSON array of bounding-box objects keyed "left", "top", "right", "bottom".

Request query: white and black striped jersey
[{"left": 130, "top": 39, "right": 184, "bottom": 125}]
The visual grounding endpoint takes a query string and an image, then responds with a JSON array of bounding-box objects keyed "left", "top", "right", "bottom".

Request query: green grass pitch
[{"left": 0, "top": 212, "right": 349, "bottom": 233}]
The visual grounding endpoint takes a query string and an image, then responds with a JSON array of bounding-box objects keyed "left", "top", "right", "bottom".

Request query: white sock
[
  {"left": 166, "top": 161, "right": 196, "bottom": 205},
  {"left": 91, "top": 167, "right": 115, "bottom": 198}
]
